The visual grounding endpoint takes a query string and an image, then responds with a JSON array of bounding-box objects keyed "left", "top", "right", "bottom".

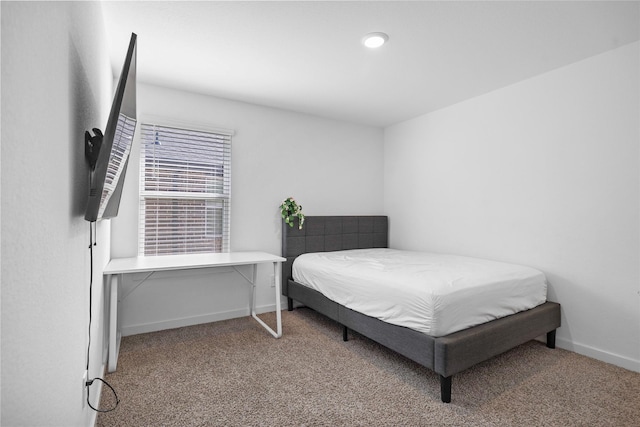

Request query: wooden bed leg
[
  {"left": 440, "top": 375, "right": 452, "bottom": 403},
  {"left": 287, "top": 297, "right": 293, "bottom": 311},
  {"left": 546, "top": 330, "right": 556, "bottom": 349},
  {"left": 343, "top": 325, "right": 349, "bottom": 342}
]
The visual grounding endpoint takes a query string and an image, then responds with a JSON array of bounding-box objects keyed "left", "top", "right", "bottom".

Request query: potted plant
[{"left": 280, "top": 197, "right": 305, "bottom": 229}]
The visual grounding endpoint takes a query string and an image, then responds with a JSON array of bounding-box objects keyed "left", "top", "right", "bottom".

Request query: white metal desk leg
[
  {"left": 107, "top": 274, "right": 121, "bottom": 373},
  {"left": 274, "top": 261, "right": 282, "bottom": 337},
  {"left": 249, "top": 263, "right": 257, "bottom": 318},
  {"left": 250, "top": 262, "right": 282, "bottom": 338}
]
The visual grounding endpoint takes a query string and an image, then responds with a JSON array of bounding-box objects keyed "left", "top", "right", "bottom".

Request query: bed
[{"left": 282, "top": 215, "right": 561, "bottom": 403}]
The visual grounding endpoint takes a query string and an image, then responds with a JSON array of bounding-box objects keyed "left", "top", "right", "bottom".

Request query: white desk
[{"left": 104, "top": 251, "right": 286, "bottom": 372}]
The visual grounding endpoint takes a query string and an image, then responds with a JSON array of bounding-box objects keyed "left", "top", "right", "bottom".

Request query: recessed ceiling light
[{"left": 362, "top": 32, "right": 389, "bottom": 49}]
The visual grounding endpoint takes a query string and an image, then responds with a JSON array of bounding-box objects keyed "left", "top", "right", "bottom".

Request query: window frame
[{"left": 137, "top": 116, "right": 233, "bottom": 256}]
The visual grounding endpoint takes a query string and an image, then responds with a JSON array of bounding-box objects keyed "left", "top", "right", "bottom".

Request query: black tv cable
[{"left": 85, "top": 221, "right": 119, "bottom": 413}]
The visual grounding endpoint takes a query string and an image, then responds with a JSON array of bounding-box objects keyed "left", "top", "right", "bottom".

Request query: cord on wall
[{"left": 86, "top": 221, "right": 119, "bottom": 412}]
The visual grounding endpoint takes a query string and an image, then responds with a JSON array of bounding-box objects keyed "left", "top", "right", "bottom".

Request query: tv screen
[{"left": 85, "top": 33, "right": 137, "bottom": 222}]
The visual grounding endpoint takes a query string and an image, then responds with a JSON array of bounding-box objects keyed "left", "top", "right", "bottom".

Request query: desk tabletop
[{"left": 104, "top": 251, "right": 285, "bottom": 275}]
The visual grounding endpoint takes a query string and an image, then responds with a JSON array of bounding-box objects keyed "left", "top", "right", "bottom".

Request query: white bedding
[{"left": 292, "top": 248, "right": 547, "bottom": 337}]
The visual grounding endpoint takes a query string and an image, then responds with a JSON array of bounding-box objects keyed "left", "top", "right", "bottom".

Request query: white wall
[
  {"left": 1, "top": 1, "right": 114, "bottom": 425},
  {"left": 111, "top": 83, "right": 384, "bottom": 335},
  {"left": 384, "top": 42, "right": 640, "bottom": 371}
]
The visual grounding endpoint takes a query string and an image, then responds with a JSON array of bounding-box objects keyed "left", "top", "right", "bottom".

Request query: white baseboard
[
  {"left": 121, "top": 304, "right": 279, "bottom": 337},
  {"left": 556, "top": 336, "right": 640, "bottom": 373},
  {"left": 122, "top": 307, "right": 640, "bottom": 374}
]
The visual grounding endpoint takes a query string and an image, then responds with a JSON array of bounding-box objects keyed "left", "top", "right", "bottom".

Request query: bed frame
[{"left": 282, "top": 215, "right": 561, "bottom": 403}]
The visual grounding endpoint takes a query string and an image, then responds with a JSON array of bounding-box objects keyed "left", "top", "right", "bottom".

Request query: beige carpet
[{"left": 97, "top": 309, "right": 640, "bottom": 426}]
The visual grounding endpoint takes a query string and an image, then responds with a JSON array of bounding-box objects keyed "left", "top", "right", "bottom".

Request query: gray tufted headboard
[{"left": 281, "top": 216, "right": 388, "bottom": 296}]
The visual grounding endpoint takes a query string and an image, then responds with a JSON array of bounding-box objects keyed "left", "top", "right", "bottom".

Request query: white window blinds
[
  {"left": 99, "top": 113, "right": 136, "bottom": 218},
  {"left": 139, "top": 122, "right": 232, "bottom": 256}
]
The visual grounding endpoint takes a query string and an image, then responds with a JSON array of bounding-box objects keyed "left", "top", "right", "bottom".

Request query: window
[{"left": 139, "top": 121, "right": 232, "bottom": 256}]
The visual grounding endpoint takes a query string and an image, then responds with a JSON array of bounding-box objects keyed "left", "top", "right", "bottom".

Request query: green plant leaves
[{"left": 279, "top": 197, "right": 305, "bottom": 229}]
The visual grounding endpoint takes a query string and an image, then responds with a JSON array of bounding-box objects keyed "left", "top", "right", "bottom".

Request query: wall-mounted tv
[{"left": 84, "top": 33, "right": 137, "bottom": 222}]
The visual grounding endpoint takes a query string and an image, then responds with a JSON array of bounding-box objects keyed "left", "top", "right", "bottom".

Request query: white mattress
[{"left": 292, "top": 248, "right": 547, "bottom": 337}]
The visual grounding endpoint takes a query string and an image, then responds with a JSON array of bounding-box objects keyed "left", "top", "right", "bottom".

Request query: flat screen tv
[{"left": 85, "top": 33, "right": 137, "bottom": 222}]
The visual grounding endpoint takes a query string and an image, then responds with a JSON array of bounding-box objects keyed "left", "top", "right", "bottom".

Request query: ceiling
[{"left": 101, "top": 1, "right": 639, "bottom": 128}]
